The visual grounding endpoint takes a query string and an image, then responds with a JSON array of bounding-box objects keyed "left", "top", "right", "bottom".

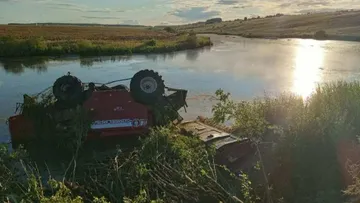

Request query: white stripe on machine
[{"left": 91, "top": 119, "right": 148, "bottom": 129}]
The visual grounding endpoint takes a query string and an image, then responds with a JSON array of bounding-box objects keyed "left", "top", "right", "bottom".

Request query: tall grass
[
  {"left": 0, "top": 35, "right": 212, "bottom": 57},
  {"left": 211, "top": 81, "right": 360, "bottom": 203},
  {"left": 0, "top": 127, "right": 254, "bottom": 203}
]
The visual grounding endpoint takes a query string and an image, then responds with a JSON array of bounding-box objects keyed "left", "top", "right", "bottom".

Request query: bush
[
  {"left": 1, "top": 125, "right": 254, "bottom": 202},
  {"left": 163, "top": 27, "right": 176, "bottom": 33},
  {"left": 144, "top": 39, "right": 157, "bottom": 46},
  {"left": 74, "top": 127, "right": 255, "bottom": 202},
  {"left": 314, "top": 30, "right": 328, "bottom": 39},
  {"left": 0, "top": 36, "right": 48, "bottom": 57},
  {"left": 206, "top": 18, "right": 223, "bottom": 24},
  {"left": 211, "top": 82, "right": 360, "bottom": 202},
  {"left": 183, "top": 35, "right": 198, "bottom": 47}
]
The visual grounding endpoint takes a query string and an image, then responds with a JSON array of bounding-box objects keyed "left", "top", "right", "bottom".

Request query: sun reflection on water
[{"left": 292, "top": 40, "right": 325, "bottom": 99}]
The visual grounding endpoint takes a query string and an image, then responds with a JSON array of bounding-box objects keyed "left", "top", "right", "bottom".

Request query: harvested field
[{"left": 0, "top": 25, "right": 175, "bottom": 40}]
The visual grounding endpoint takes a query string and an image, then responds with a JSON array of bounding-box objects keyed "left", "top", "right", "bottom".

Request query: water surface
[{"left": 1, "top": 34, "right": 360, "bottom": 142}]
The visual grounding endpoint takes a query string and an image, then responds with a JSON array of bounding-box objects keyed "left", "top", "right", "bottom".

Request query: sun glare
[{"left": 292, "top": 39, "right": 325, "bottom": 99}]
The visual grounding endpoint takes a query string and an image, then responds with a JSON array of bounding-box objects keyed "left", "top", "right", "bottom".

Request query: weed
[
  {"left": 144, "top": 39, "right": 157, "bottom": 46},
  {"left": 0, "top": 126, "right": 254, "bottom": 202}
]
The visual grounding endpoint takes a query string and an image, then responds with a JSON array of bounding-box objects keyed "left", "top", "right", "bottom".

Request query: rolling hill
[{"left": 172, "top": 10, "right": 360, "bottom": 41}]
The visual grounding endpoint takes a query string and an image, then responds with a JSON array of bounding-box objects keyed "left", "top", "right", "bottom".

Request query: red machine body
[
  {"left": 7, "top": 70, "right": 256, "bottom": 175},
  {"left": 8, "top": 89, "right": 156, "bottom": 146},
  {"left": 7, "top": 69, "right": 188, "bottom": 148},
  {"left": 83, "top": 89, "right": 153, "bottom": 138},
  {"left": 8, "top": 114, "right": 35, "bottom": 145}
]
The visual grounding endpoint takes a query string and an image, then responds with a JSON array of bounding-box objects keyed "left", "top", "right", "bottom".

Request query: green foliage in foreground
[
  {"left": 0, "top": 34, "right": 212, "bottom": 57},
  {"left": 211, "top": 81, "right": 360, "bottom": 203},
  {"left": 5, "top": 81, "right": 360, "bottom": 202},
  {"left": 0, "top": 126, "right": 254, "bottom": 203}
]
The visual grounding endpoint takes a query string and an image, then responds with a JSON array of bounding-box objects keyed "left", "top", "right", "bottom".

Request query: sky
[{"left": 0, "top": 0, "right": 360, "bottom": 25}]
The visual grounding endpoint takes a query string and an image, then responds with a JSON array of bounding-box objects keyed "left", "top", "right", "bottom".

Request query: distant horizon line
[
  {"left": 2, "top": 22, "right": 170, "bottom": 27},
  {"left": 2, "top": 9, "right": 359, "bottom": 27}
]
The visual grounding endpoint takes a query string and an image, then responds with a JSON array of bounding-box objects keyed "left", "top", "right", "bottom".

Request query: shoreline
[
  {"left": 1, "top": 31, "right": 358, "bottom": 59},
  {"left": 195, "top": 32, "right": 360, "bottom": 43},
  {"left": 0, "top": 35, "right": 213, "bottom": 58}
]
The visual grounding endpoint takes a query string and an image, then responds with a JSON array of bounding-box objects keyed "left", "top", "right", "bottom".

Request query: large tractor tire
[
  {"left": 130, "top": 69, "right": 165, "bottom": 105},
  {"left": 52, "top": 75, "right": 84, "bottom": 107}
]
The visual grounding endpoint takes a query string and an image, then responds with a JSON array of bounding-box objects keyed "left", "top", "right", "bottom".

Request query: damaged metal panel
[{"left": 178, "top": 118, "right": 255, "bottom": 171}]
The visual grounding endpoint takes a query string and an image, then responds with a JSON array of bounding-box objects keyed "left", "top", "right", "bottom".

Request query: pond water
[{"left": 1, "top": 34, "right": 360, "bottom": 143}]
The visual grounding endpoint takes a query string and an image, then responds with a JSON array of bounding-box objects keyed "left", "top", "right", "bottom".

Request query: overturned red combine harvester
[{"left": 7, "top": 69, "right": 255, "bottom": 171}]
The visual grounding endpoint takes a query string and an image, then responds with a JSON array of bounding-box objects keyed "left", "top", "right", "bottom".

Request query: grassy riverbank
[
  {"left": 212, "top": 81, "right": 360, "bottom": 203},
  {"left": 3, "top": 81, "right": 360, "bottom": 202},
  {"left": 174, "top": 10, "right": 360, "bottom": 42},
  {"left": 0, "top": 25, "right": 212, "bottom": 57}
]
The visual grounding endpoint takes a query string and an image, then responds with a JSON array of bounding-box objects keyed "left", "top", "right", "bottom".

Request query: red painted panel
[
  {"left": 83, "top": 90, "right": 148, "bottom": 120},
  {"left": 8, "top": 115, "right": 35, "bottom": 144},
  {"left": 83, "top": 90, "right": 151, "bottom": 134},
  {"left": 9, "top": 89, "right": 155, "bottom": 146}
]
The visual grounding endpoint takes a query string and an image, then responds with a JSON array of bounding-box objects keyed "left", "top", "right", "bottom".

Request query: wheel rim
[
  {"left": 60, "top": 84, "right": 70, "bottom": 92},
  {"left": 140, "top": 77, "right": 158, "bottom": 93}
]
